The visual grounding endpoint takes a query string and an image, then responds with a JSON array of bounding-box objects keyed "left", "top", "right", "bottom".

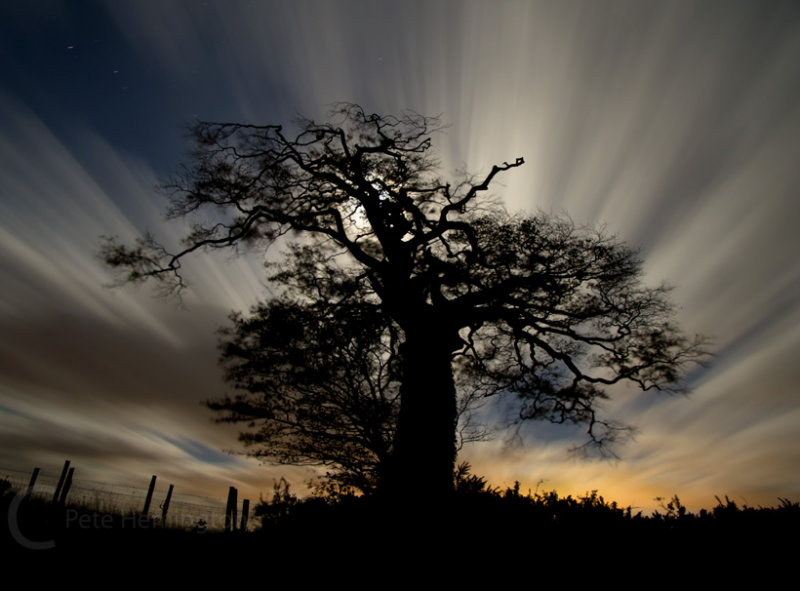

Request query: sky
[{"left": 1, "top": 0, "right": 799, "bottom": 513}]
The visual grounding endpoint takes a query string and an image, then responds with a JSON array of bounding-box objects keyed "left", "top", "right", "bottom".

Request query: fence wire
[{"left": 1, "top": 467, "right": 254, "bottom": 532}]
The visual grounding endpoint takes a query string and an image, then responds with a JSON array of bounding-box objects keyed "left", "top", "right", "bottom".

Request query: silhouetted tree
[
  {"left": 210, "top": 253, "right": 487, "bottom": 494},
  {"left": 102, "top": 104, "right": 707, "bottom": 499}
]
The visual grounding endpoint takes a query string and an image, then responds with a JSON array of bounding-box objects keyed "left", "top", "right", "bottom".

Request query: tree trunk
[{"left": 384, "top": 328, "right": 459, "bottom": 501}]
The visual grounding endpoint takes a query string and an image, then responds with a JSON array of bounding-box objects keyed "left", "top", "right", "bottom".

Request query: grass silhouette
[{"left": 3, "top": 471, "right": 798, "bottom": 570}]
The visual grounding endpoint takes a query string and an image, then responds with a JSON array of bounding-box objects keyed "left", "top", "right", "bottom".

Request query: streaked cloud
[{"left": 1, "top": 0, "right": 799, "bottom": 511}]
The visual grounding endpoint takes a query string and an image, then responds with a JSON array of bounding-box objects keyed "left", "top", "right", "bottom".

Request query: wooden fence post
[
  {"left": 231, "top": 488, "right": 238, "bottom": 531},
  {"left": 225, "top": 486, "right": 238, "bottom": 532},
  {"left": 240, "top": 499, "right": 250, "bottom": 531},
  {"left": 142, "top": 475, "right": 157, "bottom": 517},
  {"left": 53, "top": 460, "right": 70, "bottom": 504},
  {"left": 58, "top": 467, "right": 74, "bottom": 506},
  {"left": 161, "top": 484, "right": 174, "bottom": 526},
  {"left": 26, "top": 467, "right": 40, "bottom": 497}
]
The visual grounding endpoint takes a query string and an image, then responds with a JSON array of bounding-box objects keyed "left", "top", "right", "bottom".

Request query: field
[{"left": 3, "top": 468, "right": 799, "bottom": 574}]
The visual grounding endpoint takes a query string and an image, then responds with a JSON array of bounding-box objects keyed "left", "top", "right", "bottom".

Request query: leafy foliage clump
[{"left": 251, "top": 465, "right": 800, "bottom": 553}]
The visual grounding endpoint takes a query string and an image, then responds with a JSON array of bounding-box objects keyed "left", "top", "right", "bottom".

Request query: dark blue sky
[{"left": 1, "top": 0, "right": 799, "bottom": 509}]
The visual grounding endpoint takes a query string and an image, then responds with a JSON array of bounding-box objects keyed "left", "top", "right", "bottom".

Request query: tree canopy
[
  {"left": 102, "top": 103, "right": 708, "bottom": 498},
  {"left": 211, "top": 252, "right": 487, "bottom": 494}
]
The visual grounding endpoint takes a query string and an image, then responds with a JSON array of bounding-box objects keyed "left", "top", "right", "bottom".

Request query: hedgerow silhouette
[{"left": 251, "top": 463, "right": 800, "bottom": 543}]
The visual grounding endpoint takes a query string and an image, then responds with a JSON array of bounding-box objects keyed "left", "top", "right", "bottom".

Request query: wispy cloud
[{"left": 1, "top": 1, "right": 799, "bottom": 510}]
